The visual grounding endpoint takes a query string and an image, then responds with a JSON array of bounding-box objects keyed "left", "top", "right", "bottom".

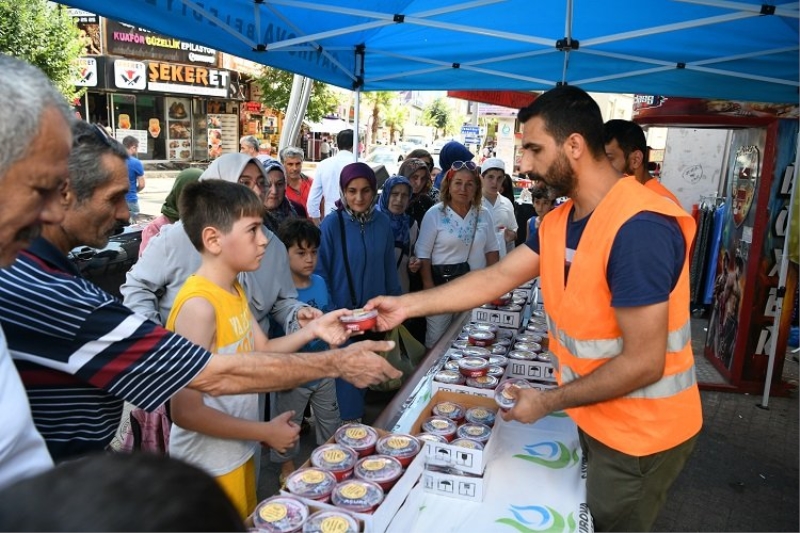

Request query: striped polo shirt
[{"left": 0, "top": 237, "right": 212, "bottom": 461}]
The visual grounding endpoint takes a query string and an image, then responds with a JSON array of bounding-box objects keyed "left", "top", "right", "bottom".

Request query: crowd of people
[{"left": 0, "top": 53, "right": 700, "bottom": 533}]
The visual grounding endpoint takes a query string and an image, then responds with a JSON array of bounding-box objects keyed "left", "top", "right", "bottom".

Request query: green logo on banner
[
  {"left": 497, "top": 505, "right": 576, "bottom": 533},
  {"left": 513, "top": 441, "right": 580, "bottom": 469}
]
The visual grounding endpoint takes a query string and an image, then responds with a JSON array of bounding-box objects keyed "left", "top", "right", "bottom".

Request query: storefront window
[{"left": 112, "top": 94, "right": 166, "bottom": 160}]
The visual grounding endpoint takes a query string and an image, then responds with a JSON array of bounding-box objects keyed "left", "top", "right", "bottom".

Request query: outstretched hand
[
  {"left": 338, "top": 339, "right": 402, "bottom": 388},
  {"left": 296, "top": 306, "right": 324, "bottom": 328},
  {"left": 363, "top": 295, "right": 407, "bottom": 332},
  {"left": 308, "top": 308, "right": 355, "bottom": 346}
]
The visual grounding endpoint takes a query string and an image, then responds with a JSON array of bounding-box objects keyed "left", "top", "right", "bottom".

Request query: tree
[
  {"left": 423, "top": 98, "right": 453, "bottom": 139},
  {"left": 361, "top": 91, "right": 394, "bottom": 145},
  {"left": 0, "top": 0, "right": 84, "bottom": 100},
  {"left": 382, "top": 101, "right": 408, "bottom": 144},
  {"left": 254, "top": 67, "right": 342, "bottom": 124}
]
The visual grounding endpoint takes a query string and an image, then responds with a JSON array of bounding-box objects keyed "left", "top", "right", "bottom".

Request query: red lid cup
[
  {"left": 458, "top": 357, "right": 489, "bottom": 378},
  {"left": 331, "top": 479, "right": 384, "bottom": 514},
  {"left": 450, "top": 438, "right": 485, "bottom": 450},
  {"left": 434, "top": 370, "right": 465, "bottom": 385},
  {"left": 415, "top": 432, "right": 448, "bottom": 444},
  {"left": 465, "top": 406, "right": 497, "bottom": 427},
  {"left": 495, "top": 378, "right": 534, "bottom": 410},
  {"left": 490, "top": 292, "right": 513, "bottom": 306},
  {"left": 302, "top": 510, "right": 359, "bottom": 533},
  {"left": 339, "top": 308, "right": 378, "bottom": 332},
  {"left": 310, "top": 443, "right": 358, "bottom": 481},
  {"left": 466, "top": 374, "right": 499, "bottom": 389},
  {"left": 285, "top": 467, "right": 337, "bottom": 502},
  {"left": 253, "top": 496, "right": 309, "bottom": 533},
  {"left": 353, "top": 455, "right": 403, "bottom": 491},
  {"left": 420, "top": 416, "right": 458, "bottom": 441},
  {"left": 431, "top": 401, "right": 466, "bottom": 422},
  {"left": 334, "top": 423, "right": 379, "bottom": 458},
  {"left": 456, "top": 422, "right": 492, "bottom": 444},
  {"left": 375, "top": 433, "right": 422, "bottom": 467}
]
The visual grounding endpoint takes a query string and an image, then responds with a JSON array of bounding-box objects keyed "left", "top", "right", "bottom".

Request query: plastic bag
[{"left": 369, "top": 324, "right": 426, "bottom": 391}]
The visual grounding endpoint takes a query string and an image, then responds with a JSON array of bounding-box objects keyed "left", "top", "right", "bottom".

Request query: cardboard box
[
  {"left": 280, "top": 429, "right": 425, "bottom": 533},
  {"left": 410, "top": 390, "right": 499, "bottom": 475},
  {"left": 505, "top": 358, "right": 557, "bottom": 382},
  {"left": 470, "top": 305, "right": 524, "bottom": 330},
  {"left": 431, "top": 378, "right": 496, "bottom": 399},
  {"left": 422, "top": 465, "right": 488, "bottom": 502}
]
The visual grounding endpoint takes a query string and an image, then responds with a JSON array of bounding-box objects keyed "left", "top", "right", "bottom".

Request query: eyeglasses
[
  {"left": 83, "top": 123, "right": 115, "bottom": 148},
  {"left": 451, "top": 160, "right": 477, "bottom": 171}
]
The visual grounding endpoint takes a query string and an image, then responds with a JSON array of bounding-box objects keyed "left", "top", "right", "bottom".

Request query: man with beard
[
  {"left": 365, "top": 85, "right": 702, "bottom": 532},
  {"left": 0, "top": 55, "right": 72, "bottom": 488},
  {"left": 603, "top": 119, "right": 680, "bottom": 205},
  {"left": 0, "top": 121, "right": 400, "bottom": 461}
]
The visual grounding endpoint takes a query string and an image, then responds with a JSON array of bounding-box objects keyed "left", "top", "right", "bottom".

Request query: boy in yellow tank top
[{"left": 166, "top": 179, "right": 353, "bottom": 518}]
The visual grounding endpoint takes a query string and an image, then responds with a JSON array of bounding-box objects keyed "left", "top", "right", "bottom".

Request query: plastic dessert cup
[{"left": 339, "top": 308, "right": 378, "bottom": 332}]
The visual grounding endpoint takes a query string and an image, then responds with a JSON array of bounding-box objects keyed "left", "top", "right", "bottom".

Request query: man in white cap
[{"left": 480, "top": 157, "right": 518, "bottom": 253}]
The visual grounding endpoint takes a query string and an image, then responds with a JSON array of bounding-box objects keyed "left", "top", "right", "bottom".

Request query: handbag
[
  {"left": 431, "top": 211, "right": 478, "bottom": 286},
  {"left": 369, "top": 324, "right": 426, "bottom": 392}
]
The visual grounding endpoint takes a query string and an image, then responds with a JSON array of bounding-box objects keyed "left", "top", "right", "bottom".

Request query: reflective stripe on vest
[
  {"left": 560, "top": 364, "right": 697, "bottom": 399},
  {"left": 547, "top": 317, "right": 691, "bottom": 360}
]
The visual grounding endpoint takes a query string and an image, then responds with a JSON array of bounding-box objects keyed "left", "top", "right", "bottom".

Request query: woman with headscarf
[
  {"left": 399, "top": 158, "right": 437, "bottom": 228},
  {"left": 433, "top": 140, "right": 474, "bottom": 189},
  {"left": 259, "top": 158, "right": 307, "bottom": 232},
  {"left": 376, "top": 175, "right": 420, "bottom": 293},
  {"left": 316, "top": 162, "right": 402, "bottom": 423},
  {"left": 416, "top": 160, "right": 500, "bottom": 347},
  {"left": 139, "top": 168, "right": 202, "bottom": 256}
]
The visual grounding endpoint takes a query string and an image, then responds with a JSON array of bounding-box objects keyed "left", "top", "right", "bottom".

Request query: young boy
[
  {"left": 526, "top": 187, "right": 555, "bottom": 241},
  {"left": 271, "top": 219, "right": 341, "bottom": 483},
  {"left": 167, "top": 180, "right": 351, "bottom": 518}
]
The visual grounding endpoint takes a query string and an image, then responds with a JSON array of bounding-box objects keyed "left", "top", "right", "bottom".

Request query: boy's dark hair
[
  {"left": 0, "top": 453, "right": 245, "bottom": 532},
  {"left": 603, "top": 119, "right": 649, "bottom": 164},
  {"left": 180, "top": 179, "right": 264, "bottom": 252},
  {"left": 518, "top": 85, "right": 605, "bottom": 160},
  {"left": 277, "top": 217, "right": 321, "bottom": 250},
  {"left": 121, "top": 135, "right": 139, "bottom": 149},
  {"left": 336, "top": 129, "right": 354, "bottom": 151}
]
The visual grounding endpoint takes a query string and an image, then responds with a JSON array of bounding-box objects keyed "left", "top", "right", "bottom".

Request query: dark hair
[
  {"left": 603, "top": 119, "right": 648, "bottom": 164},
  {"left": 180, "top": 179, "right": 264, "bottom": 251},
  {"left": 518, "top": 85, "right": 606, "bottom": 159},
  {"left": 277, "top": 217, "right": 321, "bottom": 250},
  {"left": 499, "top": 173, "right": 515, "bottom": 204},
  {"left": 121, "top": 135, "right": 139, "bottom": 149},
  {"left": 70, "top": 121, "right": 129, "bottom": 204},
  {"left": 405, "top": 148, "right": 433, "bottom": 162},
  {"left": 0, "top": 453, "right": 245, "bottom": 532},
  {"left": 336, "top": 129, "right": 354, "bottom": 151}
]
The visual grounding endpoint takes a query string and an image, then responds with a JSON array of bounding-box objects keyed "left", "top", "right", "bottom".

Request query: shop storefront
[{"left": 73, "top": 19, "right": 245, "bottom": 162}]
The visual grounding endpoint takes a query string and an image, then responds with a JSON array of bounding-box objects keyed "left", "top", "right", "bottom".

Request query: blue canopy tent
[{"left": 63, "top": 0, "right": 798, "bottom": 103}]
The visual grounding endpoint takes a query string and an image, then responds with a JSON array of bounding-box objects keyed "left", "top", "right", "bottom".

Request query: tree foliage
[
  {"left": 254, "top": 67, "right": 343, "bottom": 123},
  {"left": 361, "top": 91, "right": 394, "bottom": 145},
  {"left": 0, "top": 0, "right": 84, "bottom": 101},
  {"left": 382, "top": 100, "right": 409, "bottom": 144},
  {"left": 423, "top": 98, "right": 457, "bottom": 138}
]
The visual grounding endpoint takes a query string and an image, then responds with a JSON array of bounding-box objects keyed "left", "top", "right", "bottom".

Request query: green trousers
[{"left": 579, "top": 429, "right": 699, "bottom": 532}]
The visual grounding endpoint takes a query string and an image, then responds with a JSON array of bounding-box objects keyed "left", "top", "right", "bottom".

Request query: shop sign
[
  {"left": 75, "top": 57, "right": 98, "bottom": 87},
  {"left": 66, "top": 8, "right": 97, "bottom": 24},
  {"left": 633, "top": 95, "right": 799, "bottom": 119},
  {"left": 147, "top": 62, "right": 232, "bottom": 98},
  {"left": 244, "top": 101, "right": 263, "bottom": 112},
  {"left": 114, "top": 60, "right": 147, "bottom": 90},
  {"left": 106, "top": 20, "right": 217, "bottom": 65}
]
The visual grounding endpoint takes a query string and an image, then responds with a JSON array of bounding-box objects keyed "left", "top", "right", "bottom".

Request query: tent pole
[
  {"left": 759, "top": 146, "right": 799, "bottom": 408},
  {"left": 279, "top": 74, "right": 304, "bottom": 151},
  {"left": 353, "top": 89, "right": 361, "bottom": 162}
]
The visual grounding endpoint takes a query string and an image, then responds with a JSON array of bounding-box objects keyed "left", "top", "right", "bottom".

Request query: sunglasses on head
[{"left": 451, "top": 160, "right": 477, "bottom": 171}]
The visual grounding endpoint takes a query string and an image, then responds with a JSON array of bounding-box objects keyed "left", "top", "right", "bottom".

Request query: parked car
[
  {"left": 68, "top": 224, "right": 143, "bottom": 298},
  {"left": 430, "top": 139, "right": 447, "bottom": 155},
  {"left": 364, "top": 150, "right": 401, "bottom": 177}
]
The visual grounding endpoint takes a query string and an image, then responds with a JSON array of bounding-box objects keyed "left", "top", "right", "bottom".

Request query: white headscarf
[{"left": 200, "top": 153, "right": 265, "bottom": 183}]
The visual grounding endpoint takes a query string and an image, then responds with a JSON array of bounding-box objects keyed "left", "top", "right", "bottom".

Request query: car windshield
[{"left": 369, "top": 153, "right": 396, "bottom": 163}]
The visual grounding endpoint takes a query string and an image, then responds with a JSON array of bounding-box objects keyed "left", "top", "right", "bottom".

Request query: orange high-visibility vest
[
  {"left": 644, "top": 177, "right": 681, "bottom": 206},
  {"left": 540, "top": 176, "right": 702, "bottom": 456}
]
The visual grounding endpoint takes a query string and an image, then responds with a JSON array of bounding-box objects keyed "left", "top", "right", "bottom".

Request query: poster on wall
[
  {"left": 207, "top": 114, "right": 223, "bottom": 159},
  {"left": 166, "top": 97, "right": 192, "bottom": 160},
  {"left": 207, "top": 113, "right": 238, "bottom": 159}
]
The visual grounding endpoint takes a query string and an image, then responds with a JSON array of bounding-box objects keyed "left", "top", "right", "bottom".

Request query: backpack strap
[{"left": 337, "top": 210, "right": 358, "bottom": 308}]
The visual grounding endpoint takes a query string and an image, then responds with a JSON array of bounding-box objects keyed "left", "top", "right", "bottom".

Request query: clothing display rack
[{"left": 690, "top": 194, "right": 726, "bottom": 311}]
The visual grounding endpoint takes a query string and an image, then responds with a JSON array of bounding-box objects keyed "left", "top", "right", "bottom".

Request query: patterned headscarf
[
  {"left": 376, "top": 175, "right": 413, "bottom": 248},
  {"left": 260, "top": 159, "right": 301, "bottom": 231}
]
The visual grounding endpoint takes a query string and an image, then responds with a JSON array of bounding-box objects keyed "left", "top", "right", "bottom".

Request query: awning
[{"left": 305, "top": 117, "right": 355, "bottom": 134}]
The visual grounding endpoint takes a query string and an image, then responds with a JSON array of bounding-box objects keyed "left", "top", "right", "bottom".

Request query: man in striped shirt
[{"left": 0, "top": 121, "right": 400, "bottom": 461}]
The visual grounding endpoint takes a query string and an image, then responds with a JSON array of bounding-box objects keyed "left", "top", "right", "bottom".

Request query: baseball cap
[{"left": 481, "top": 157, "right": 505, "bottom": 175}]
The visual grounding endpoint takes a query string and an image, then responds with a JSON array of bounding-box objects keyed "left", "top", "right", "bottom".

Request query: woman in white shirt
[{"left": 415, "top": 161, "right": 500, "bottom": 347}]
